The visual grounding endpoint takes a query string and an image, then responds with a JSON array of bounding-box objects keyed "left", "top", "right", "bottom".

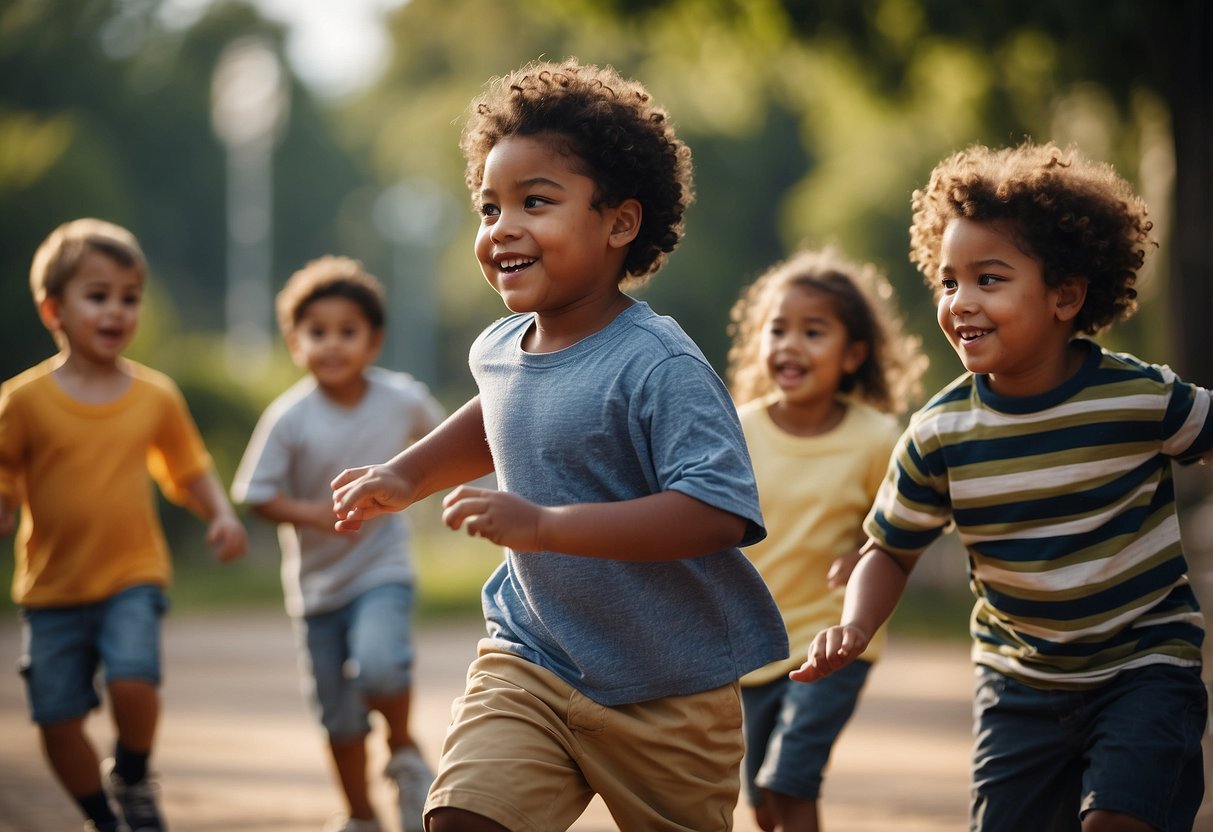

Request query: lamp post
[{"left": 210, "top": 37, "right": 290, "bottom": 376}]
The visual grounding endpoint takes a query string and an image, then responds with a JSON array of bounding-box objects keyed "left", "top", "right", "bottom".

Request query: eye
[
  {"left": 524, "top": 195, "right": 550, "bottom": 209},
  {"left": 978, "top": 274, "right": 1001, "bottom": 286},
  {"left": 479, "top": 202, "right": 499, "bottom": 218},
  {"left": 766, "top": 324, "right": 784, "bottom": 337},
  {"left": 939, "top": 277, "right": 957, "bottom": 293},
  {"left": 86, "top": 291, "right": 108, "bottom": 302}
]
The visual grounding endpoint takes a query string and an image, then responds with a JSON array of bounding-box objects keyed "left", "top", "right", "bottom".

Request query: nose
[
  {"left": 945, "top": 284, "right": 979, "bottom": 317},
  {"left": 489, "top": 209, "right": 521, "bottom": 243}
]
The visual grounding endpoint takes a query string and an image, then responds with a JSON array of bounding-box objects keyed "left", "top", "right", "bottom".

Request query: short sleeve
[{"left": 863, "top": 422, "right": 952, "bottom": 555}]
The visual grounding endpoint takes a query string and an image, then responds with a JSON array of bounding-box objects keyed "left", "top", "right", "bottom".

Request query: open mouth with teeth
[
  {"left": 955, "top": 327, "right": 989, "bottom": 342},
  {"left": 497, "top": 257, "right": 535, "bottom": 273}
]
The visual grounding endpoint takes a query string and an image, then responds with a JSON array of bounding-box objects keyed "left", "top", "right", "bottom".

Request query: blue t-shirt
[{"left": 470, "top": 301, "right": 788, "bottom": 705}]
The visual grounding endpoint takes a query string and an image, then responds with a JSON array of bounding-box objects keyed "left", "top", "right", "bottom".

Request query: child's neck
[
  {"left": 523, "top": 291, "right": 634, "bottom": 353},
  {"left": 317, "top": 373, "right": 370, "bottom": 408},
  {"left": 766, "top": 395, "right": 847, "bottom": 438},
  {"left": 52, "top": 351, "right": 133, "bottom": 405}
]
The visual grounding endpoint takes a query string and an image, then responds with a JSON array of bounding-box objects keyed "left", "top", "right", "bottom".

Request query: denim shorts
[
  {"left": 741, "top": 659, "right": 871, "bottom": 804},
  {"left": 971, "top": 662, "right": 1208, "bottom": 832},
  {"left": 295, "top": 582, "right": 416, "bottom": 741},
  {"left": 19, "top": 584, "right": 168, "bottom": 725}
]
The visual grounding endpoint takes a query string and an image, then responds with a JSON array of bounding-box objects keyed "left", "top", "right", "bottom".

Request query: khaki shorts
[{"left": 425, "top": 645, "right": 744, "bottom": 831}]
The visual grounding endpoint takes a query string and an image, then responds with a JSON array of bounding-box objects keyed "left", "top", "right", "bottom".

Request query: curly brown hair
[
  {"left": 909, "top": 141, "right": 1155, "bottom": 335},
  {"left": 459, "top": 58, "right": 694, "bottom": 287},
  {"left": 726, "top": 246, "right": 927, "bottom": 414},
  {"left": 275, "top": 255, "right": 386, "bottom": 337}
]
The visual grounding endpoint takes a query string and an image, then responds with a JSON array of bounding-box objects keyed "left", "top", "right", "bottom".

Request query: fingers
[{"left": 789, "top": 626, "right": 867, "bottom": 684}]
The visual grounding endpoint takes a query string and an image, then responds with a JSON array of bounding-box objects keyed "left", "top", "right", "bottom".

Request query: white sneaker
[
  {"left": 384, "top": 746, "right": 434, "bottom": 832},
  {"left": 322, "top": 815, "right": 381, "bottom": 832}
]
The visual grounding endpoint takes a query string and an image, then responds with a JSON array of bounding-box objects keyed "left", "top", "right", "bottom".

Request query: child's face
[
  {"left": 42, "top": 250, "right": 142, "bottom": 365},
  {"left": 759, "top": 284, "right": 866, "bottom": 409},
  {"left": 936, "top": 218, "right": 1079, "bottom": 397},
  {"left": 473, "top": 134, "right": 633, "bottom": 318},
  {"left": 289, "top": 296, "right": 382, "bottom": 402}
]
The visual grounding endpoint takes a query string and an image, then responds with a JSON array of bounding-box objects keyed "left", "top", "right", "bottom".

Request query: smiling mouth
[
  {"left": 497, "top": 257, "right": 535, "bottom": 273},
  {"left": 956, "top": 327, "right": 989, "bottom": 342}
]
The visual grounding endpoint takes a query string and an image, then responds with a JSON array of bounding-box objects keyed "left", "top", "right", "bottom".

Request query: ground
[{"left": 0, "top": 611, "right": 1207, "bottom": 832}]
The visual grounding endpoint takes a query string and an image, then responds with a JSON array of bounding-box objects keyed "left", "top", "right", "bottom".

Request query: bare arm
[
  {"left": 790, "top": 540, "right": 916, "bottom": 682},
  {"left": 332, "top": 396, "right": 494, "bottom": 532},
  {"left": 251, "top": 494, "right": 338, "bottom": 533},
  {"left": 441, "top": 486, "right": 747, "bottom": 561},
  {"left": 185, "top": 470, "right": 248, "bottom": 562}
]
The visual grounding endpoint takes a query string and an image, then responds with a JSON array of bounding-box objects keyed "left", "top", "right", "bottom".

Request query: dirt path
[{"left": 0, "top": 611, "right": 1207, "bottom": 831}]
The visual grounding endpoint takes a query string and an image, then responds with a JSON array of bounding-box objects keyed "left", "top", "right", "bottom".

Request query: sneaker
[
  {"left": 84, "top": 822, "right": 132, "bottom": 832},
  {"left": 322, "top": 815, "right": 381, "bottom": 832},
  {"left": 384, "top": 746, "right": 434, "bottom": 832},
  {"left": 103, "top": 759, "right": 166, "bottom": 832}
]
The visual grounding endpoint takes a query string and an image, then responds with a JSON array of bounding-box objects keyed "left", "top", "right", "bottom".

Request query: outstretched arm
[
  {"left": 790, "top": 541, "right": 915, "bottom": 682},
  {"left": 332, "top": 396, "right": 494, "bottom": 532},
  {"left": 185, "top": 471, "right": 248, "bottom": 563},
  {"left": 441, "top": 486, "right": 746, "bottom": 560},
  {"left": 251, "top": 495, "right": 339, "bottom": 533}
]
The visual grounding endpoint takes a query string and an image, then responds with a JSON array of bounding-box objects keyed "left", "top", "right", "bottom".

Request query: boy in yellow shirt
[{"left": 0, "top": 218, "right": 247, "bottom": 832}]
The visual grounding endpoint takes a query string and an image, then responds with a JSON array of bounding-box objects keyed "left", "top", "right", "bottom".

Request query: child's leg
[
  {"left": 1074, "top": 663, "right": 1206, "bottom": 832},
  {"left": 40, "top": 716, "right": 105, "bottom": 796},
  {"left": 743, "top": 661, "right": 871, "bottom": 832},
  {"left": 349, "top": 583, "right": 432, "bottom": 832},
  {"left": 298, "top": 603, "right": 378, "bottom": 823},
  {"left": 21, "top": 601, "right": 115, "bottom": 827}
]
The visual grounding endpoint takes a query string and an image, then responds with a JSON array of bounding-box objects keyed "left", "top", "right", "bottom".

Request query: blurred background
[{"left": 1, "top": 0, "right": 1211, "bottom": 626}]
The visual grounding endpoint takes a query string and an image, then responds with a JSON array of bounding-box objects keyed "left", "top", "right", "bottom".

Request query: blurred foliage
[{"left": 1, "top": 0, "right": 1209, "bottom": 579}]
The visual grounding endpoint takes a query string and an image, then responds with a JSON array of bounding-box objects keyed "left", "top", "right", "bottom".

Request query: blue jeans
[
  {"left": 971, "top": 662, "right": 1207, "bottom": 832},
  {"left": 295, "top": 583, "right": 416, "bottom": 740},
  {"left": 741, "top": 659, "right": 871, "bottom": 803},
  {"left": 19, "top": 584, "right": 168, "bottom": 724}
]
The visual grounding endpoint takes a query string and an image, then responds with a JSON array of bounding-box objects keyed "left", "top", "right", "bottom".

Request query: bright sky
[{"left": 162, "top": 0, "right": 409, "bottom": 98}]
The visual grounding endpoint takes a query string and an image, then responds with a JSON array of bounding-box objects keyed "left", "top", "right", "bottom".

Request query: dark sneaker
[
  {"left": 84, "top": 822, "right": 132, "bottom": 832},
  {"left": 103, "top": 759, "right": 166, "bottom": 832}
]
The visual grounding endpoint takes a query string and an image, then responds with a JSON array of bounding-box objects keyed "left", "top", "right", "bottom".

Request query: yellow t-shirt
[
  {"left": 0, "top": 359, "right": 212, "bottom": 607},
  {"left": 738, "top": 396, "right": 902, "bottom": 685}
]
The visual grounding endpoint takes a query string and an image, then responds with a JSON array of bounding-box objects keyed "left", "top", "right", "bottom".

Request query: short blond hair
[{"left": 29, "top": 218, "right": 147, "bottom": 305}]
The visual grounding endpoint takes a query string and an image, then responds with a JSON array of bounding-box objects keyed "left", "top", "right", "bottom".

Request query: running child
[
  {"left": 794, "top": 141, "right": 1211, "bottom": 832},
  {"left": 331, "top": 58, "right": 787, "bottom": 832},
  {"left": 726, "top": 246, "right": 924, "bottom": 832},
  {"left": 0, "top": 218, "right": 248, "bottom": 832},
  {"left": 232, "top": 255, "right": 443, "bottom": 832}
]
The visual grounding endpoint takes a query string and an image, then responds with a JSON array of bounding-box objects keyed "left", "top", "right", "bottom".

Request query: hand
[
  {"left": 826, "top": 548, "right": 863, "bottom": 589},
  {"left": 788, "top": 624, "right": 869, "bottom": 683},
  {"left": 331, "top": 464, "right": 418, "bottom": 533},
  {"left": 441, "top": 485, "right": 543, "bottom": 550},
  {"left": 207, "top": 513, "right": 247, "bottom": 563}
]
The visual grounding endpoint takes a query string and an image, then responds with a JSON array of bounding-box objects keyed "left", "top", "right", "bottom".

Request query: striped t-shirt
[{"left": 866, "top": 340, "right": 1212, "bottom": 689}]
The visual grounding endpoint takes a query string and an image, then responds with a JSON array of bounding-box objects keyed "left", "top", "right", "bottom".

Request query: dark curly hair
[
  {"left": 460, "top": 58, "right": 694, "bottom": 287},
  {"left": 909, "top": 141, "right": 1155, "bottom": 335},
  {"left": 275, "top": 255, "right": 386, "bottom": 336},
  {"left": 726, "top": 246, "right": 926, "bottom": 414}
]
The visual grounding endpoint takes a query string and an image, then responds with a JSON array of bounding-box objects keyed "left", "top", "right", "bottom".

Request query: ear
[
  {"left": 843, "top": 340, "right": 869, "bottom": 376},
  {"left": 607, "top": 198, "right": 642, "bottom": 250},
  {"left": 368, "top": 329, "right": 385, "bottom": 363},
  {"left": 286, "top": 331, "right": 307, "bottom": 369},
  {"left": 37, "top": 296, "right": 61, "bottom": 332},
  {"left": 1053, "top": 276, "right": 1088, "bottom": 323}
]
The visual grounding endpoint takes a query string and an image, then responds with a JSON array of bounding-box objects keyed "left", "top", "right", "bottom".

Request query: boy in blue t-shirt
[
  {"left": 331, "top": 58, "right": 786, "bottom": 832},
  {"left": 795, "top": 141, "right": 1212, "bottom": 832}
]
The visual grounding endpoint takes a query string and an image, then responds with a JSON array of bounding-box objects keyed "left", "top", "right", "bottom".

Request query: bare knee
[
  {"left": 1082, "top": 809, "right": 1154, "bottom": 832},
  {"left": 427, "top": 807, "right": 510, "bottom": 832}
]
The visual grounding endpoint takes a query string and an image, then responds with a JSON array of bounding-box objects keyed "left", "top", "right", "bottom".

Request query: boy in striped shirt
[{"left": 793, "top": 141, "right": 1211, "bottom": 832}]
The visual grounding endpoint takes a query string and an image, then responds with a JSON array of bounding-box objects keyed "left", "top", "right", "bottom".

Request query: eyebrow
[
  {"left": 480, "top": 176, "right": 566, "bottom": 198},
  {"left": 939, "top": 257, "right": 1016, "bottom": 274}
]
